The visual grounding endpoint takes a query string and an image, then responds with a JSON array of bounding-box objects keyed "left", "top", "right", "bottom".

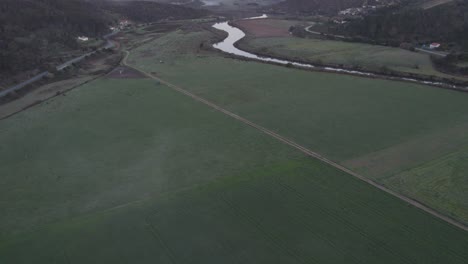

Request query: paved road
[
  {"left": 0, "top": 72, "right": 49, "bottom": 98},
  {"left": 415, "top": 47, "right": 448, "bottom": 57},
  {"left": 305, "top": 25, "right": 346, "bottom": 39},
  {"left": 1, "top": 31, "right": 118, "bottom": 98}
]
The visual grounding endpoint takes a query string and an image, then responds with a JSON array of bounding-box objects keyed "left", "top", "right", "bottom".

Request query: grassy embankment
[{"left": 1, "top": 27, "right": 468, "bottom": 263}]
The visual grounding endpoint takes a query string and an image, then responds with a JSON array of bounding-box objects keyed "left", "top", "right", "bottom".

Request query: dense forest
[
  {"left": 0, "top": 0, "right": 114, "bottom": 77},
  {"left": 100, "top": 1, "right": 208, "bottom": 23},
  {"left": 272, "top": 0, "right": 394, "bottom": 15},
  {"left": 0, "top": 0, "right": 207, "bottom": 80},
  {"left": 342, "top": 0, "right": 468, "bottom": 49}
]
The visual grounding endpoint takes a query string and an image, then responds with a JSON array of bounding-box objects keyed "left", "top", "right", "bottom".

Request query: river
[{"left": 212, "top": 17, "right": 466, "bottom": 91}]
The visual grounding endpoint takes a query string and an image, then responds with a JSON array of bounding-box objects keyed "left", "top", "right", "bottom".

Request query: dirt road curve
[{"left": 122, "top": 51, "right": 468, "bottom": 232}]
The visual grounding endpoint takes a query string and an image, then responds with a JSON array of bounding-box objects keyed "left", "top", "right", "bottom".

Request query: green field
[
  {"left": 129, "top": 30, "right": 468, "bottom": 223},
  {"left": 457, "top": 61, "right": 468, "bottom": 67},
  {"left": 382, "top": 147, "right": 468, "bottom": 221},
  {"left": 2, "top": 27, "right": 468, "bottom": 262},
  {"left": 1, "top": 77, "right": 468, "bottom": 263},
  {"left": 239, "top": 35, "right": 467, "bottom": 81}
]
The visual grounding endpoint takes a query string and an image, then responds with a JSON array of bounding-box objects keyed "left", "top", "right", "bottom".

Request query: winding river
[{"left": 212, "top": 17, "right": 466, "bottom": 91}]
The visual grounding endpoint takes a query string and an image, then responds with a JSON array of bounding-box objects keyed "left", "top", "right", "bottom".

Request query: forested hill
[
  {"left": 100, "top": 1, "right": 208, "bottom": 22},
  {"left": 273, "top": 0, "right": 375, "bottom": 14},
  {"left": 0, "top": 0, "right": 207, "bottom": 78},
  {"left": 343, "top": 0, "right": 468, "bottom": 49}
]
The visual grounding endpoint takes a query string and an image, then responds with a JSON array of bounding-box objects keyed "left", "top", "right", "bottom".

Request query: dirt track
[
  {"left": 122, "top": 50, "right": 468, "bottom": 233},
  {"left": 107, "top": 66, "right": 147, "bottom": 79}
]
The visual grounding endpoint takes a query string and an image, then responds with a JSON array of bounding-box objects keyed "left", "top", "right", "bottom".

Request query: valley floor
[{"left": 1, "top": 20, "right": 468, "bottom": 263}]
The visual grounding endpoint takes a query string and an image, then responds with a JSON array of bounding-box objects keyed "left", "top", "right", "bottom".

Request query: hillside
[
  {"left": 99, "top": 1, "right": 208, "bottom": 22},
  {"left": 342, "top": 0, "right": 468, "bottom": 49},
  {"left": 272, "top": 0, "right": 395, "bottom": 15},
  {"left": 0, "top": 0, "right": 114, "bottom": 77},
  {"left": 0, "top": 0, "right": 207, "bottom": 81}
]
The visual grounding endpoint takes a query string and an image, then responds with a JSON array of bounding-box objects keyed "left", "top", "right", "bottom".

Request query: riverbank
[{"left": 212, "top": 19, "right": 468, "bottom": 92}]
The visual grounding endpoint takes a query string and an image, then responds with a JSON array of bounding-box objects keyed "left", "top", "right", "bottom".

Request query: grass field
[
  {"left": 0, "top": 77, "right": 303, "bottom": 238},
  {"left": 1, "top": 79, "right": 468, "bottom": 263},
  {"left": 2, "top": 73, "right": 468, "bottom": 264},
  {"left": 2, "top": 27, "right": 468, "bottom": 262},
  {"left": 129, "top": 30, "right": 468, "bottom": 223},
  {"left": 382, "top": 147, "right": 468, "bottom": 221},
  {"left": 240, "top": 36, "right": 466, "bottom": 80}
]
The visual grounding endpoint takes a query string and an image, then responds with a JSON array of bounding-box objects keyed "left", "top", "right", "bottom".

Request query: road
[
  {"left": 0, "top": 72, "right": 49, "bottom": 98},
  {"left": 0, "top": 31, "right": 118, "bottom": 98},
  {"left": 122, "top": 50, "right": 468, "bottom": 232},
  {"left": 305, "top": 25, "right": 346, "bottom": 39},
  {"left": 422, "top": 0, "right": 454, "bottom": 9},
  {"left": 415, "top": 47, "right": 448, "bottom": 57}
]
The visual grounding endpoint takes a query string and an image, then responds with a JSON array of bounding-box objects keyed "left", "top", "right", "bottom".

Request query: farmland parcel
[{"left": 1, "top": 26, "right": 468, "bottom": 263}]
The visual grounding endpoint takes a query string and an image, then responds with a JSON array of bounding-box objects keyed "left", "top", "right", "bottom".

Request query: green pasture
[
  {"left": 240, "top": 36, "right": 467, "bottom": 81},
  {"left": 129, "top": 30, "right": 468, "bottom": 223},
  {"left": 2, "top": 27, "right": 468, "bottom": 263}
]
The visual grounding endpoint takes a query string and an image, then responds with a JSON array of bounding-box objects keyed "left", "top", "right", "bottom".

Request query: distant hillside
[
  {"left": 0, "top": 0, "right": 207, "bottom": 78},
  {"left": 272, "top": 0, "right": 392, "bottom": 14},
  {"left": 100, "top": 1, "right": 208, "bottom": 22},
  {"left": 342, "top": 0, "right": 468, "bottom": 49},
  {"left": 0, "top": 0, "right": 114, "bottom": 77}
]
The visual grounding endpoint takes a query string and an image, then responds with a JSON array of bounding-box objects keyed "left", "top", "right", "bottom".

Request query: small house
[{"left": 429, "top": 43, "right": 441, "bottom": 49}]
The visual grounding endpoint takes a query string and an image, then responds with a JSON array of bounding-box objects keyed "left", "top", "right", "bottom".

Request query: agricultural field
[
  {"left": 129, "top": 29, "right": 468, "bottom": 224},
  {"left": 235, "top": 18, "right": 303, "bottom": 37},
  {"left": 383, "top": 147, "right": 468, "bottom": 221},
  {"left": 2, "top": 20, "right": 468, "bottom": 263},
  {"left": 235, "top": 19, "right": 467, "bottom": 81},
  {"left": 1, "top": 69, "right": 468, "bottom": 263}
]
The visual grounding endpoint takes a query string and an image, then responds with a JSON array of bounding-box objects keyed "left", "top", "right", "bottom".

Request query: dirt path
[{"left": 122, "top": 51, "right": 468, "bottom": 232}]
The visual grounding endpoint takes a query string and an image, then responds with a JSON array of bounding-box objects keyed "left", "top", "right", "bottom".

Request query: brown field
[{"left": 235, "top": 19, "right": 298, "bottom": 38}]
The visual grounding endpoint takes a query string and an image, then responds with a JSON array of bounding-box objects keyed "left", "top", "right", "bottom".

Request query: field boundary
[{"left": 122, "top": 51, "right": 468, "bottom": 232}]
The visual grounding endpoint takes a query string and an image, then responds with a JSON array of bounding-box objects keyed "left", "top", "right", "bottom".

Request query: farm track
[{"left": 122, "top": 50, "right": 468, "bottom": 233}]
